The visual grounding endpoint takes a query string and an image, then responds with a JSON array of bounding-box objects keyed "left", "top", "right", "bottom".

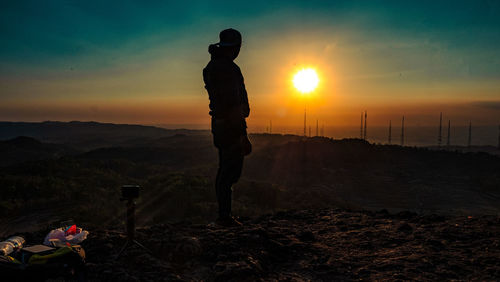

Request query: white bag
[{"left": 43, "top": 227, "right": 89, "bottom": 247}]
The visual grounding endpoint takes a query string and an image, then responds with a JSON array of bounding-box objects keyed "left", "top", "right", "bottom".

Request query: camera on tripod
[
  {"left": 116, "top": 184, "right": 151, "bottom": 259},
  {"left": 121, "top": 185, "right": 140, "bottom": 201}
]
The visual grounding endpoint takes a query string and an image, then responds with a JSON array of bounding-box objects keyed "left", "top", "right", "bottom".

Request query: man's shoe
[{"left": 215, "top": 216, "right": 243, "bottom": 227}]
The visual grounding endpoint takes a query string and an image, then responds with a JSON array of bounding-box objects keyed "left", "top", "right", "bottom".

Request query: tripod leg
[
  {"left": 132, "top": 240, "right": 152, "bottom": 254},
  {"left": 115, "top": 240, "right": 130, "bottom": 260}
]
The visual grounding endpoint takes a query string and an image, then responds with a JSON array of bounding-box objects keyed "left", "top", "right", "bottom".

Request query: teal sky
[{"left": 1, "top": 0, "right": 499, "bottom": 127}]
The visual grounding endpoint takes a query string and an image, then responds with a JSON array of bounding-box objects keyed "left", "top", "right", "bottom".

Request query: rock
[
  {"left": 419, "top": 214, "right": 446, "bottom": 224},
  {"left": 425, "top": 239, "right": 445, "bottom": 250},
  {"left": 298, "top": 230, "right": 316, "bottom": 242},
  {"left": 397, "top": 223, "right": 413, "bottom": 233},
  {"left": 214, "top": 260, "right": 255, "bottom": 281},
  {"left": 174, "top": 236, "right": 202, "bottom": 258},
  {"left": 376, "top": 209, "right": 390, "bottom": 216},
  {"left": 396, "top": 211, "right": 417, "bottom": 219}
]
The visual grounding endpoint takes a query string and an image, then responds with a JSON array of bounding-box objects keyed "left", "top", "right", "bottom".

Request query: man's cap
[{"left": 218, "top": 28, "right": 242, "bottom": 47}]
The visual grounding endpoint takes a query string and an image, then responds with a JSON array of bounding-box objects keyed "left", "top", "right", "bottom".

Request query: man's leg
[{"left": 216, "top": 143, "right": 244, "bottom": 219}]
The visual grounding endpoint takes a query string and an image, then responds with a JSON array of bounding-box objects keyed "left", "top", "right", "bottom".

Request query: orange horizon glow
[
  {"left": 1, "top": 30, "right": 499, "bottom": 129},
  {"left": 1, "top": 3, "right": 499, "bottom": 135}
]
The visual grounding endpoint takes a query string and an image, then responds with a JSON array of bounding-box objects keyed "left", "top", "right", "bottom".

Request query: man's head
[
  {"left": 219, "top": 28, "right": 242, "bottom": 47},
  {"left": 217, "top": 28, "right": 241, "bottom": 60}
]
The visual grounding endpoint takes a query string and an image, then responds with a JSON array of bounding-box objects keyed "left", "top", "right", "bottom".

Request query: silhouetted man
[{"left": 203, "top": 28, "right": 251, "bottom": 227}]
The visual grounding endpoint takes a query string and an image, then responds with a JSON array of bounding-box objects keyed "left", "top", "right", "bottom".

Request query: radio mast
[
  {"left": 388, "top": 120, "right": 392, "bottom": 144},
  {"left": 363, "top": 111, "right": 367, "bottom": 140},
  {"left": 497, "top": 125, "right": 500, "bottom": 149},
  {"left": 446, "top": 120, "right": 450, "bottom": 147},
  {"left": 498, "top": 125, "right": 500, "bottom": 150},
  {"left": 303, "top": 108, "right": 306, "bottom": 137},
  {"left": 438, "top": 112, "right": 442, "bottom": 147},
  {"left": 316, "top": 119, "right": 319, "bottom": 136},
  {"left": 360, "top": 112, "right": 363, "bottom": 139},
  {"left": 467, "top": 121, "right": 472, "bottom": 148},
  {"left": 401, "top": 116, "right": 405, "bottom": 146}
]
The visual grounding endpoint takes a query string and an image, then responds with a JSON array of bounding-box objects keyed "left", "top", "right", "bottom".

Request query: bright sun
[{"left": 293, "top": 68, "right": 319, "bottom": 94}]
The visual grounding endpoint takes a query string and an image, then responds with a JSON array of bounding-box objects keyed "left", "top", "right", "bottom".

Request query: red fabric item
[{"left": 65, "top": 225, "right": 77, "bottom": 236}]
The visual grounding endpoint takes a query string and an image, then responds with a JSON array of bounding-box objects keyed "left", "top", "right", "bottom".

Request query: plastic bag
[{"left": 43, "top": 225, "right": 89, "bottom": 247}]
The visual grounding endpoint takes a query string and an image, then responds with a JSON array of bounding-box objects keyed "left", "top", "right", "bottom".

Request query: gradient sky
[{"left": 1, "top": 0, "right": 499, "bottom": 129}]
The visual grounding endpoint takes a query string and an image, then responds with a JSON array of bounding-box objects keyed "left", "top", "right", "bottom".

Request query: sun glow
[{"left": 293, "top": 68, "right": 319, "bottom": 94}]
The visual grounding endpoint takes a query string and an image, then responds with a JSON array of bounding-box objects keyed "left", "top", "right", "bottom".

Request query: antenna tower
[
  {"left": 401, "top": 116, "right": 405, "bottom": 146},
  {"left": 446, "top": 120, "right": 450, "bottom": 147},
  {"left": 303, "top": 108, "right": 306, "bottom": 136},
  {"left": 467, "top": 121, "right": 472, "bottom": 148},
  {"left": 360, "top": 112, "right": 363, "bottom": 139},
  {"left": 316, "top": 119, "right": 319, "bottom": 136},
  {"left": 498, "top": 125, "right": 500, "bottom": 149},
  {"left": 438, "top": 112, "right": 442, "bottom": 147},
  {"left": 363, "top": 111, "right": 367, "bottom": 140},
  {"left": 497, "top": 125, "right": 500, "bottom": 149},
  {"left": 388, "top": 120, "right": 392, "bottom": 144}
]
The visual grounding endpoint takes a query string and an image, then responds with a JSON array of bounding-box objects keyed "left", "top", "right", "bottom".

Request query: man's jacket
[{"left": 203, "top": 51, "right": 250, "bottom": 124}]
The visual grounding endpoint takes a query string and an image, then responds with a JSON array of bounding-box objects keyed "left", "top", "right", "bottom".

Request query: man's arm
[
  {"left": 237, "top": 66, "right": 250, "bottom": 118},
  {"left": 240, "top": 81, "right": 250, "bottom": 118}
]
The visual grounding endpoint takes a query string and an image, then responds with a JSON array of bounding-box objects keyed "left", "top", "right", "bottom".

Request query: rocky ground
[{"left": 68, "top": 208, "right": 499, "bottom": 281}]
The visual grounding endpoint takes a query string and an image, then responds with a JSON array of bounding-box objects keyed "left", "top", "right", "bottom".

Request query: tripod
[{"left": 116, "top": 197, "right": 151, "bottom": 260}]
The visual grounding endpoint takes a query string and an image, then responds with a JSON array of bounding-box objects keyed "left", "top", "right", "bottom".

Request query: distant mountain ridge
[
  {"left": 0, "top": 121, "right": 208, "bottom": 149},
  {"left": 3, "top": 136, "right": 43, "bottom": 147},
  {"left": 0, "top": 121, "right": 170, "bottom": 140},
  {"left": 0, "top": 136, "right": 77, "bottom": 166},
  {"left": 0, "top": 123, "right": 498, "bottom": 219}
]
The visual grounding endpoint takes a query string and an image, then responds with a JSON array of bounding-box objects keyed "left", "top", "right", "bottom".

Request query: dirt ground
[{"left": 74, "top": 208, "right": 500, "bottom": 281}]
